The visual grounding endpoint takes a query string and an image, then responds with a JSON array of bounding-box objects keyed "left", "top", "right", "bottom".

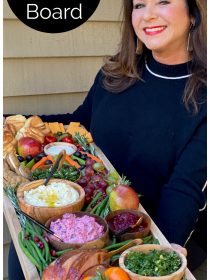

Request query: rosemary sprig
[
  {"left": 73, "top": 132, "right": 96, "bottom": 155},
  {"left": 4, "top": 186, "right": 26, "bottom": 228}
]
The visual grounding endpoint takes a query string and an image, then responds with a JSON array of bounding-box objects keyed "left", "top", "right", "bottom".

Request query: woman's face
[{"left": 132, "top": 0, "right": 192, "bottom": 59}]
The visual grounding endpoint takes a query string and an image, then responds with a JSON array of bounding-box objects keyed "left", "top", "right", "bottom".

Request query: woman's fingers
[{"left": 171, "top": 243, "right": 187, "bottom": 257}]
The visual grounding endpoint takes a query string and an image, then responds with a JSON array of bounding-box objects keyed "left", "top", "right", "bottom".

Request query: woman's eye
[
  {"left": 159, "top": 1, "right": 170, "bottom": 5},
  {"left": 133, "top": 3, "right": 145, "bottom": 9}
]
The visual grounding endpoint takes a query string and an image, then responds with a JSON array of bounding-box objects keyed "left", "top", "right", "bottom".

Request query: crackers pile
[{"left": 45, "top": 121, "right": 93, "bottom": 143}]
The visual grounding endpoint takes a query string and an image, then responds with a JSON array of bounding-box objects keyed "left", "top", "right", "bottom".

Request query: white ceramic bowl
[{"left": 44, "top": 142, "right": 77, "bottom": 156}]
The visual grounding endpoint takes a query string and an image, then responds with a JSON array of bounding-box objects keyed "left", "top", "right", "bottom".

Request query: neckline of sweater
[{"left": 146, "top": 55, "right": 192, "bottom": 78}]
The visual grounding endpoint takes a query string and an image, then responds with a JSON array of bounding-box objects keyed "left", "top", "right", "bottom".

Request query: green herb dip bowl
[{"left": 119, "top": 244, "right": 187, "bottom": 280}]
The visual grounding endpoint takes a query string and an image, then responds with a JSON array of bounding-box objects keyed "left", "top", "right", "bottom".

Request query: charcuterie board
[{"left": 3, "top": 122, "right": 196, "bottom": 280}]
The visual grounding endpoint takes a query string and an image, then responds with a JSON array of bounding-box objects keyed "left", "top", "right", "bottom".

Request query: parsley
[{"left": 125, "top": 250, "right": 182, "bottom": 276}]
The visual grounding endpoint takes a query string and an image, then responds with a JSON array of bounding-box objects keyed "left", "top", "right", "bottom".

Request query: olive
[
  {"left": 78, "top": 165, "right": 85, "bottom": 171},
  {"left": 80, "top": 154, "right": 87, "bottom": 160},
  {"left": 34, "top": 156, "right": 41, "bottom": 163},
  {"left": 26, "top": 155, "right": 33, "bottom": 162},
  {"left": 45, "top": 160, "right": 53, "bottom": 165},
  {"left": 74, "top": 151, "right": 82, "bottom": 157},
  {"left": 37, "top": 152, "right": 45, "bottom": 158},
  {"left": 17, "top": 155, "right": 24, "bottom": 162}
]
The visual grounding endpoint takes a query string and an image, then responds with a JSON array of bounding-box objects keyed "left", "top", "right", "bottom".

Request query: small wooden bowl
[
  {"left": 119, "top": 244, "right": 187, "bottom": 280},
  {"left": 105, "top": 210, "right": 151, "bottom": 241},
  {"left": 45, "top": 211, "right": 109, "bottom": 251},
  {"left": 17, "top": 179, "right": 85, "bottom": 224}
]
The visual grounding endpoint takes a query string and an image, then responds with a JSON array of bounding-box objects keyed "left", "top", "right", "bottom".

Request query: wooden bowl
[
  {"left": 105, "top": 210, "right": 151, "bottom": 241},
  {"left": 16, "top": 179, "right": 85, "bottom": 224},
  {"left": 45, "top": 211, "right": 109, "bottom": 251},
  {"left": 119, "top": 244, "right": 187, "bottom": 280}
]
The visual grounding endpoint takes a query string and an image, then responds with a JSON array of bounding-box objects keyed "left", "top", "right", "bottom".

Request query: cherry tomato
[
  {"left": 76, "top": 144, "right": 83, "bottom": 151},
  {"left": 44, "top": 135, "right": 57, "bottom": 144},
  {"left": 61, "top": 136, "right": 74, "bottom": 144}
]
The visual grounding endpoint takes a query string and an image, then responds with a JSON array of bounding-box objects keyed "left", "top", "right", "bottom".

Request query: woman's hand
[{"left": 171, "top": 243, "right": 187, "bottom": 257}]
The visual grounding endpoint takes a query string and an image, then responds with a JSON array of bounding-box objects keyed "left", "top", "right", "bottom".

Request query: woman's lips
[{"left": 143, "top": 26, "right": 166, "bottom": 35}]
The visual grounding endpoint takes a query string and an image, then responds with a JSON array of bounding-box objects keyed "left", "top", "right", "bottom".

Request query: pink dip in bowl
[{"left": 50, "top": 213, "right": 104, "bottom": 243}]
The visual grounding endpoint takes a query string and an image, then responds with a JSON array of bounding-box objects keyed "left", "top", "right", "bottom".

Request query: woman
[{"left": 8, "top": 0, "right": 206, "bottom": 278}]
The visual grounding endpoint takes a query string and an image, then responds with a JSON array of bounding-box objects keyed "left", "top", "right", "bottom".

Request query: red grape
[
  {"left": 86, "top": 158, "right": 96, "bottom": 167},
  {"left": 91, "top": 174, "right": 103, "bottom": 182},
  {"left": 85, "top": 167, "right": 95, "bottom": 177}
]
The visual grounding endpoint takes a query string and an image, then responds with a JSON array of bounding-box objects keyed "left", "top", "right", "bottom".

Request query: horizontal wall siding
[
  {"left": 4, "top": 92, "right": 87, "bottom": 115},
  {"left": 4, "top": 57, "right": 104, "bottom": 96},
  {"left": 4, "top": 21, "right": 121, "bottom": 58}
]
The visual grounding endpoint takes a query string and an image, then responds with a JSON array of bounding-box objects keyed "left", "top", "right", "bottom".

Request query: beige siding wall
[{"left": 3, "top": 0, "right": 122, "bottom": 278}]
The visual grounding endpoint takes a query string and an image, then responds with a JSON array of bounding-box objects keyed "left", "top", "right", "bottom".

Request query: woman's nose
[{"left": 142, "top": 4, "right": 158, "bottom": 21}]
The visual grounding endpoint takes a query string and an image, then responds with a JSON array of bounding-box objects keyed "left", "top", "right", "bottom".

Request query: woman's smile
[{"left": 143, "top": 25, "right": 167, "bottom": 35}]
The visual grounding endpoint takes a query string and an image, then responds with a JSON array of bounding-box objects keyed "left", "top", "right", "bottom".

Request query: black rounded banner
[{"left": 7, "top": 0, "right": 101, "bottom": 33}]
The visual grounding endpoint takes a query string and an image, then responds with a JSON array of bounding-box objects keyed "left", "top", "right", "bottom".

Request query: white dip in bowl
[{"left": 24, "top": 182, "right": 79, "bottom": 207}]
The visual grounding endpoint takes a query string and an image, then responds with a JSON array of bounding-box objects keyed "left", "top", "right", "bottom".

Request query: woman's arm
[
  {"left": 153, "top": 116, "right": 207, "bottom": 246},
  {"left": 39, "top": 72, "right": 100, "bottom": 128}
]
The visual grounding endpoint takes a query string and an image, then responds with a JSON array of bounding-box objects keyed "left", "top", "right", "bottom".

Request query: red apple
[
  {"left": 17, "top": 137, "right": 42, "bottom": 158},
  {"left": 109, "top": 184, "right": 140, "bottom": 211}
]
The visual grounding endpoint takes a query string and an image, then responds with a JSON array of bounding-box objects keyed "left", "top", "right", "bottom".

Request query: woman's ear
[{"left": 190, "top": 17, "right": 195, "bottom": 30}]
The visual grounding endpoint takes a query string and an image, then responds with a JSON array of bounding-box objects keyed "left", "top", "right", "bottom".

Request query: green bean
[
  {"left": 18, "top": 232, "right": 42, "bottom": 273},
  {"left": 41, "top": 247, "right": 45, "bottom": 257},
  {"left": 101, "top": 197, "right": 110, "bottom": 218},
  {"left": 29, "top": 240, "right": 48, "bottom": 267},
  {"left": 25, "top": 239, "right": 42, "bottom": 267},
  {"left": 111, "top": 235, "right": 117, "bottom": 245},
  {"left": 56, "top": 248, "right": 74, "bottom": 257},
  {"left": 96, "top": 196, "right": 109, "bottom": 216},
  {"left": 32, "top": 223, "right": 42, "bottom": 236},
  {"left": 85, "top": 191, "right": 103, "bottom": 211},
  {"left": 94, "top": 200, "right": 104, "bottom": 216},
  {"left": 103, "top": 239, "right": 133, "bottom": 251},
  {"left": 142, "top": 235, "right": 153, "bottom": 244},
  {"left": 26, "top": 228, "right": 51, "bottom": 263},
  {"left": 25, "top": 219, "right": 35, "bottom": 234},
  {"left": 38, "top": 235, "right": 52, "bottom": 263},
  {"left": 90, "top": 200, "right": 102, "bottom": 214}
]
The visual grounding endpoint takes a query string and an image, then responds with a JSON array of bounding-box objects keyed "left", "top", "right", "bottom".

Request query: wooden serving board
[
  {"left": 3, "top": 143, "right": 196, "bottom": 280},
  {"left": 93, "top": 144, "right": 196, "bottom": 280}
]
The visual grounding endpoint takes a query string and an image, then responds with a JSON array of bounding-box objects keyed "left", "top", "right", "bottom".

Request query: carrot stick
[
  {"left": 31, "top": 155, "right": 55, "bottom": 171},
  {"left": 31, "top": 156, "right": 48, "bottom": 172},
  {"left": 80, "top": 151, "right": 102, "bottom": 163},
  {"left": 65, "top": 155, "right": 81, "bottom": 169},
  {"left": 46, "top": 154, "right": 55, "bottom": 163}
]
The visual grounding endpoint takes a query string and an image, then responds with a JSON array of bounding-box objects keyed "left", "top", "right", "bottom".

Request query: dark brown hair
[{"left": 101, "top": 0, "right": 207, "bottom": 113}]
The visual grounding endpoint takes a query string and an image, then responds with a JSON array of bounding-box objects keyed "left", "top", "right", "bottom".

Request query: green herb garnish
[
  {"left": 125, "top": 249, "right": 182, "bottom": 276},
  {"left": 32, "top": 165, "right": 80, "bottom": 181},
  {"left": 74, "top": 132, "right": 95, "bottom": 155}
]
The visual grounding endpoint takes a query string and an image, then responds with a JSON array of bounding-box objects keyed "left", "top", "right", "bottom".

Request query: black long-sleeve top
[{"left": 41, "top": 56, "right": 207, "bottom": 246}]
